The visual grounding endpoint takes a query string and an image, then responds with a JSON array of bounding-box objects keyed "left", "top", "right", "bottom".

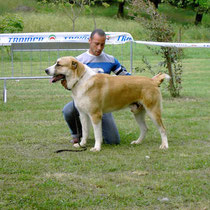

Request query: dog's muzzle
[
  {"left": 45, "top": 69, "right": 65, "bottom": 83},
  {"left": 45, "top": 69, "right": 50, "bottom": 75}
]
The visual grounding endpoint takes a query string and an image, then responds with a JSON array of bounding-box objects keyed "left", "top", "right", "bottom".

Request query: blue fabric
[
  {"left": 76, "top": 51, "right": 130, "bottom": 75},
  {"left": 85, "top": 61, "right": 119, "bottom": 74}
]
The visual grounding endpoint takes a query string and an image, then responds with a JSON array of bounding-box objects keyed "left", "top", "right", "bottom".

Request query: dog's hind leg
[
  {"left": 131, "top": 109, "right": 148, "bottom": 145},
  {"left": 147, "top": 109, "right": 168, "bottom": 149}
]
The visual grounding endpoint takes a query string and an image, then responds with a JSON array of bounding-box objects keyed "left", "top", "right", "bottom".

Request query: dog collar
[{"left": 69, "top": 71, "right": 86, "bottom": 90}]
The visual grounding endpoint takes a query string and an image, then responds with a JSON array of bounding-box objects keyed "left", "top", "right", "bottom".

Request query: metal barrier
[
  {"left": 0, "top": 42, "right": 92, "bottom": 103},
  {"left": 2, "top": 31, "right": 207, "bottom": 103},
  {"left": 0, "top": 40, "right": 134, "bottom": 103},
  {"left": 1, "top": 76, "right": 51, "bottom": 103}
]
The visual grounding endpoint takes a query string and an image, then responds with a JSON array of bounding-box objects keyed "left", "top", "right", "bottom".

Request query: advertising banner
[
  {"left": 0, "top": 32, "right": 134, "bottom": 45},
  {"left": 0, "top": 32, "right": 209, "bottom": 48}
]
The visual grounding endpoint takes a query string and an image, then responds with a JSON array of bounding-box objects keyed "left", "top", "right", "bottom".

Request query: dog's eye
[{"left": 56, "top": 63, "right": 61, "bottom": 67}]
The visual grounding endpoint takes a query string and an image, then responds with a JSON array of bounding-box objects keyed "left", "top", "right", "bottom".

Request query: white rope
[{"left": 134, "top": 41, "right": 210, "bottom": 48}]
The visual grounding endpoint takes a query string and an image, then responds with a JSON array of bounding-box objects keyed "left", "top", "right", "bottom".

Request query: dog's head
[{"left": 45, "top": 56, "right": 85, "bottom": 89}]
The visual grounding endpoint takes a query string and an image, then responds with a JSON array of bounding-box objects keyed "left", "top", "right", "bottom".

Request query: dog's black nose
[{"left": 45, "top": 69, "right": 49, "bottom": 74}]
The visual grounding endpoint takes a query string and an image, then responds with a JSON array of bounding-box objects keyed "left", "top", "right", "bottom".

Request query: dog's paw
[
  {"left": 90, "top": 147, "right": 101, "bottom": 152},
  {"left": 159, "top": 143, "right": 168, "bottom": 149},
  {"left": 73, "top": 143, "right": 80, "bottom": 148},
  {"left": 131, "top": 140, "right": 141, "bottom": 145}
]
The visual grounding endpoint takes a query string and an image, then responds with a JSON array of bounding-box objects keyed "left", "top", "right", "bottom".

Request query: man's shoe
[{"left": 70, "top": 138, "right": 80, "bottom": 144}]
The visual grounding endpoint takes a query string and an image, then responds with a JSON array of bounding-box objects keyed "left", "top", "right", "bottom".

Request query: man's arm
[
  {"left": 113, "top": 65, "right": 131, "bottom": 76},
  {"left": 112, "top": 58, "right": 131, "bottom": 76}
]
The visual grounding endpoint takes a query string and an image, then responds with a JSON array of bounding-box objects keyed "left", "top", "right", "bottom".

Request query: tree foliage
[
  {"left": 38, "top": 0, "right": 108, "bottom": 31},
  {"left": 0, "top": 14, "right": 23, "bottom": 33},
  {"left": 0, "top": 14, "right": 24, "bottom": 56},
  {"left": 167, "top": 0, "right": 210, "bottom": 24},
  {"left": 130, "top": 0, "right": 183, "bottom": 97},
  {"left": 60, "top": 0, "right": 87, "bottom": 32}
]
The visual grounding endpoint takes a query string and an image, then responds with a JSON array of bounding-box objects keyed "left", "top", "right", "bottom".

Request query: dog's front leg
[
  {"left": 74, "top": 111, "right": 90, "bottom": 148},
  {"left": 89, "top": 113, "right": 103, "bottom": 152},
  {"left": 90, "top": 121, "right": 103, "bottom": 152}
]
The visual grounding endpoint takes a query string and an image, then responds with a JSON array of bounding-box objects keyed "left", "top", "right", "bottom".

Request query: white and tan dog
[{"left": 45, "top": 56, "right": 169, "bottom": 152}]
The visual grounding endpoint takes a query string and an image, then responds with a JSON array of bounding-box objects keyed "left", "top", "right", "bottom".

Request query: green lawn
[
  {"left": 0, "top": 47, "right": 210, "bottom": 209},
  {"left": 0, "top": 0, "right": 210, "bottom": 208}
]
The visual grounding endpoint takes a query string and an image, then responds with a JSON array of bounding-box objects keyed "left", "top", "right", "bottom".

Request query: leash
[
  {"left": 54, "top": 144, "right": 87, "bottom": 153},
  {"left": 55, "top": 102, "right": 87, "bottom": 153}
]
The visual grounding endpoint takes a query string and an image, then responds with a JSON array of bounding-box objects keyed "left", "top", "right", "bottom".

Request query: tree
[
  {"left": 0, "top": 14, "right": 23, "bottom": 33},
  {"left": 150, "top": 0, "right": 161, "bottom": 8},
  {"left": 39, "top": 0, "right": 107, "bottom": 31},
  {"left": 117, "top": 0, "right": 126, "bottom": 17},
  {"left": 130, "top": 0, "right": 183, "bottom": 97},
  {"left": 59, "top": 0, "right": 87, "bottom": 32},
  {"left": 168, "top": 0, "right": 210, "bottom": 25},
  {"left": 84, "top": 1, "right": 110, "bottom": 29},
  {"left": 116, "top": 0, "right": 162, "bottom": 18},
  {"left": 0, "top": 14, "right": 24, "bottom": 56},
  {"left": 49, "top": 0, "right": 109, "bottom": 31},
  {"left": 38, "top": 0, "right": 85, "bottom": 31},
  {"left": 191, "top": 0, "right": 210, "bottom": 25}
]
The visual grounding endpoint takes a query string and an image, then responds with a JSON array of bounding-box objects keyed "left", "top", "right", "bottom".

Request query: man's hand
[{"left": 61, "top": 79, "right": 68, "bottom": 89}]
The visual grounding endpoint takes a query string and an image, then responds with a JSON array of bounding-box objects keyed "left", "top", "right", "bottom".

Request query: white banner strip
[
  {"left": 0, "top": 32, "right": 133, "bottom": 45},
  {"left": 135, "top": 40, "right": 210, "bottom": 48},
  {"left": 0, "top": 32, "right": 209, "bottom": 48}
]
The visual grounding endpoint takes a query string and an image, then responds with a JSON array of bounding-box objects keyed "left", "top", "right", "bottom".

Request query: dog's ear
[{"left": 72, "top": 61, "right": 78, "bottom": 70}]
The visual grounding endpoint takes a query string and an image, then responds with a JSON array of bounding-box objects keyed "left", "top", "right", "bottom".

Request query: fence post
[
  {"left": 130, "top": 41, "right": 133, "bottom": 74},
  {"left": 3, "top": 79, "right": 7, "bottom": 103},
  {"left": 11, "top": 45, "right": 14, "bottom": 77}
]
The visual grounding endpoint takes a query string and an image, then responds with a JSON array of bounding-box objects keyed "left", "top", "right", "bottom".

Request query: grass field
[
  {"left": 0, "top": 46, "right": 210, "bottom": 209},
  {"left": 0, "top": 0, "right": 210, "bottom": 209}
]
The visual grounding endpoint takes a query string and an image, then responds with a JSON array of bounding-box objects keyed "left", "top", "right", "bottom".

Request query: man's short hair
[{"left": 90, "top": 29, "right": 106, "bottom": 39}]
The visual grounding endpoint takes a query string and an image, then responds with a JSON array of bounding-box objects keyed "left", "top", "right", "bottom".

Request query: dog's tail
[{"left": 152, "top": 73, "right": 171, "bottom": 87}]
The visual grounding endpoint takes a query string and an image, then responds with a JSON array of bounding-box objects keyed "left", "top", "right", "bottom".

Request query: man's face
[{"left": 89, "top": 33, "right": 106, "bottom": 56}]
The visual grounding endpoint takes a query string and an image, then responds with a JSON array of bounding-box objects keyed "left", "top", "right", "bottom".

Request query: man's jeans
[{"left": 62, "top": 101, "right": 120, "bottom": 144}]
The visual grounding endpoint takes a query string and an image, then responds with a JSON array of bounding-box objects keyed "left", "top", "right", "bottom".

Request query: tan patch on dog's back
[{"left": 87, "top": 74, "right": 161, "bottom": 113}]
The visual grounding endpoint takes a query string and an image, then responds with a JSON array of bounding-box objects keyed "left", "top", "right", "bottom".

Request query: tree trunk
[
  {"left": 195, "top": 12, "right": 203, "bottom": 25},
  {"left": 165, "top": 48, "right": 177, "bottom": 97},
  {"left": 150, "top": 0, "right": 161, "bottom": 9},
  {"left": 92, "top": 14, "right": 97, "bottom": 30},
  {"left": 117, "top": 0, "right": 125, "bottom": 18},
  {"left": 72, "top": 20, "right": 75, "bottom": 32}
]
